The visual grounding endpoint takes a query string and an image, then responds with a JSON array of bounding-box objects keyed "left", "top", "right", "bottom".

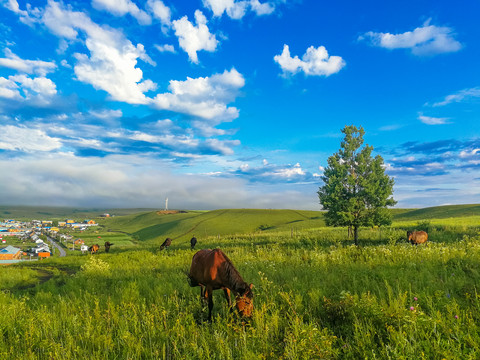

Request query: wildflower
[
  {"left": 410, "top": 306, "right": 414, "bottom": 311},
  {"left": 414, "top": 297, "right": 418, "bottom": 301},
  {"left": 454, "top": 315, "right": 458, "bottom": 319}
]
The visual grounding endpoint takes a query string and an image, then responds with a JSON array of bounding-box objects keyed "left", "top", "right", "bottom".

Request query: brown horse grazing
[
  {"left": 190, "top": 236, "right": 197, "bottom": 250},
  {"left": 104, "top": 241, "right": 114, "bottom": 253},
  {"left": 407, "top": 230, "right": 428, "bottom": 245},
  {"left": 89, "top": 244, "right": 100, "bottom": 254},
  {"left": 160, "top": 237, "right": 172, "bottom": 250},
  {"left": 188, "top": 249, "right": 253, "bottom": 321}
]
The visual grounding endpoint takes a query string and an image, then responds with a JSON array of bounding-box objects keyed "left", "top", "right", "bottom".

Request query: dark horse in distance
[
  {"left": 190, "top": 236, "right": 197, "bottom": 250},
  {"left": 160, "top": 237, "right": 172, "bottom": 250},
  {"left": 188, "top": 249, "right": 253, "bottom": 321},
  {"left": 104, "top": 241, "right": 114, "bottom": 253}
]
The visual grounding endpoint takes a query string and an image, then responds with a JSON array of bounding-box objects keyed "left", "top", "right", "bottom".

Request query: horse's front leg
[
  {"left": 200, "top": 285, "right": 208, "bottom": 305},
  {"left": 223, "top": 287, "right": 232, "bottom": 307},
  {"left": 206, "top": 286, "right": 214, "bottom": 322}
]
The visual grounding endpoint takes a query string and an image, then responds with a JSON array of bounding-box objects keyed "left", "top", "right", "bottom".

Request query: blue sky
[{"left": 0, "top": 0, "right": 479, "bottom": 210}]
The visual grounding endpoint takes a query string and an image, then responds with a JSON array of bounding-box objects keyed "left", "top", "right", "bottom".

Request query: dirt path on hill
[
  {"left": 289, "top": 210, "right": 311, "bottom": 220},
  {"left": 11, "top": 268, "right": 55, "bottom": 292},
  {"left": 173, "top": 209, "right": 229, "bottom": 240},
  {"left": 10, "top": 265, "right": 76, "bottom": 293}
]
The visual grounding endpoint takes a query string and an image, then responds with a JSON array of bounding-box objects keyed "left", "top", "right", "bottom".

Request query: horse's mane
[{"left": 220, "top": 251, "right": 249, "bottom": 296}]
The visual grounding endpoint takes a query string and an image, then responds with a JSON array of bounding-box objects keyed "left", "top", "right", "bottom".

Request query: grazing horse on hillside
[
  {"left": 407, "top": 230, "right": 428, "bottom": 245},
  {"left": 188, "top": 249, "right": 253, "bottom": 321},
  {"left": 190, "top": 236, "right": 197, "bottom": 250},
  {"left": 160, "top": 237, "right": 172, "bottom": 250},
  {"left": 89, "top": 244, "right": 100, "bottom": 254},
  {"left": 104, "top": 241, "right": 113, "bottom": 253}
]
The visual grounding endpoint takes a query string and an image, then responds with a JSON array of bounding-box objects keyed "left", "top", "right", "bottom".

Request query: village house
[
  {"left": 38, "top": 252, "right": 50, "bottom": 260},
  {"left": 0, "top": 245, "right": 22, "bottom": 260},
  {"left": 33, "top": 243, "right": 50, "bottom": 254},
  {"left": 59, "top": 234, "right": 73, "bottom": 242}
]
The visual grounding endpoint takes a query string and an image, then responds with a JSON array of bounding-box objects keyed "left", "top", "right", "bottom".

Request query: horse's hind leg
[{"left": 206, "top": 287, "right": 214, "bottom": 322}]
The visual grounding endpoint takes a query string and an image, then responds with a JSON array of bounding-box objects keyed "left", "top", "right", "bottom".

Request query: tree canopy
[{"left": 318, "top": 125, "right": 396, "bottom": 245}]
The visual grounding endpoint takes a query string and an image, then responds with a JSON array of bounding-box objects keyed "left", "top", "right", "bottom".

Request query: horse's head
[
  {"left": 406, "top": 231, "right": 413, "bottom": 242},
  {"left": 235, "top": 283, "right": 253, "bottom": 318}
]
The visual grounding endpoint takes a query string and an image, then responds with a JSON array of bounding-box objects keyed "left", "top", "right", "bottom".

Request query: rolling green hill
[
  {"left": 100, "top": 209, "right": 327, "bottom": 244},
  {"left": 98, "top": 205, "right": 480, "bottom": 246},
  {"left": 392, "top": 204, "right": 480, "bottom": 221},
  {"left": 3, "top": 204, "right": 480, "bottom": 248}
]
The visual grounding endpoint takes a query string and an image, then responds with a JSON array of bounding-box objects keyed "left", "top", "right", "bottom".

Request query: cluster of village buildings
[
  {"left": 0, "top": 217, "right": 100, "bottom": 264},
  {"left": 1, "top": 218, "right": 98, "bottom": 235}
]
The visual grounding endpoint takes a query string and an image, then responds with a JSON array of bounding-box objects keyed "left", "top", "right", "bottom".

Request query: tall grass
[{"left": 1, "top": 224, "right": 480, "bottom": 359}]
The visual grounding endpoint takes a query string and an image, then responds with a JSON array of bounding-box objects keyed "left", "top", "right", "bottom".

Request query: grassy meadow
[{"left": 1, "top": 206, "right": 480, "bottom": 359}]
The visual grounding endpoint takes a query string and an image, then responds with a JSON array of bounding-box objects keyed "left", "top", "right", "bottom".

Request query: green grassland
[
  {"left": 1, "top": 205, "right": 480, "bottom": 359},
  {"left": 96, "top": 209, "right": 327, "bottom": 246},
  {"left": 393, "top": 204, "right": 480, "bottom": 221}
]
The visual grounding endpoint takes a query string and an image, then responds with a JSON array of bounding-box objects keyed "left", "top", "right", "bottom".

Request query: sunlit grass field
[{"left": 1, "top": 207, "right": 480, "bottom": 359}]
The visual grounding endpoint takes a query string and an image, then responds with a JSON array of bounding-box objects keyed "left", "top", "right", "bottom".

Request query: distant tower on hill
[{"left": 165, "top": 197, "right": 168, "bottom": 211}]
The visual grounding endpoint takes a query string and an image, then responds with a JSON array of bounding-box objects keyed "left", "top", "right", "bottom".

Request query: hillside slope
[
  {"left": 101, "top": 209, "right": 326, "bottom": 244},
  {"left": 393, "top": 204, "right": 480, "bottom": 221}
]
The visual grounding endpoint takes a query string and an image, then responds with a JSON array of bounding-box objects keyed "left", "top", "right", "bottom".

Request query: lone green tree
[{"left": 318, "top": 125, "right": 396, "bottom": 245}]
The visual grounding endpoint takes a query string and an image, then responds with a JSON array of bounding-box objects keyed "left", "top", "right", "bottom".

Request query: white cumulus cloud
[
  {"left": 42, "top": 0, "right": 156, "bottom": 104},
  {"left": 249, "top": 0, "right": 274, "bottom": 16},
  {"left": 432, "top": 87, "right": 480, "bottom": 107},
  {"left": 274, "top": 44, "right": 346, "bottom": 77},
  {"left": 152, "top": 68, "right": 245, "bottom": 123},
  {"left": 359, "top": 19, "right": 462, "bottom": 56},
  {"left": 92, "top": 0, "right": 151, "bottom": 25},
  {"left": 272, "top": 163, "right": 306, "bottom": 178},
  {"left": 0, "top": 49, "right": 56, "bottom": 76},
  {"left": 0, "top": 125, "right": 62, "bottom": 151},
  {"left": 147, "top": 0, "right": 171, "bottom": 27},
  {"left": 0, "top": 74, "right": 56, "bottom": 104},
  {"left": 0, "top": 77, "right": 21, "bottom": 99},
  {"left": 203, "top": 0, "right": 248, "bottom": 19},
  {"left": 202, "top": 0, "right": 274, "bottom": 19},
  {"left": 10, "top": 74, "right": 56, "bottom": 96},
  {"left": 418, "top": 115, "right": 450, "bottom": 125},
  {"left": 172, "top": 10, "right": 218, "bottom": 63},
  {"left": 155, "top": 44, "right": 176, "bottom": 53},
  {"left": 235, "top": 160, "right": 317, "bottom": 183},
  {"left": 4, "top": 0, "right": 40, "bottom": 25},
  {"left": 90, "top": 109, "right": 123, "bottom": 119}
]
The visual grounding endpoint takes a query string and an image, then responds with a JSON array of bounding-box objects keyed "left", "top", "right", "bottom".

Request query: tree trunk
[{"left": 354, "top": 226, "right": 358, "bottom": 246}]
